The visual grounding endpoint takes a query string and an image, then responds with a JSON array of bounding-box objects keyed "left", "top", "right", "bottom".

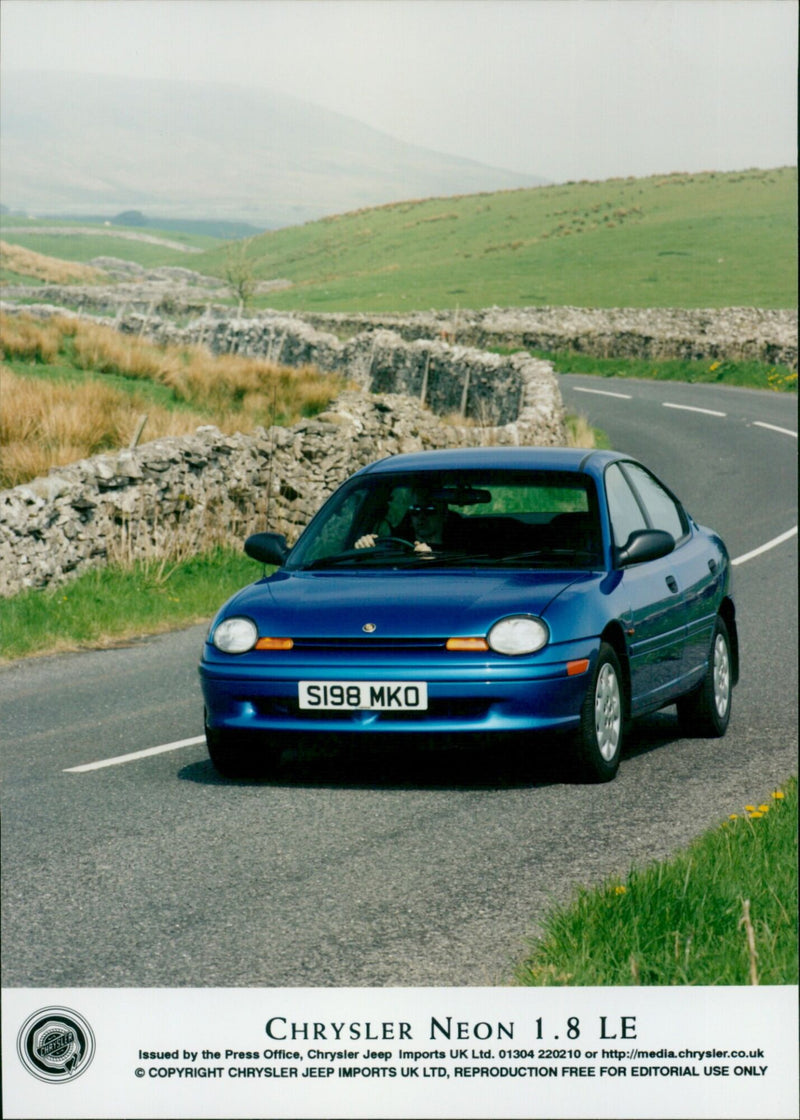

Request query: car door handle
[{"left": 665, "top": 575, "right": 679, "bottom": 594}]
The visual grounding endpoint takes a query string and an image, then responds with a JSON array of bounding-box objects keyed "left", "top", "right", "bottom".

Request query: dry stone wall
[
  {"left": 139, "top": 312, "right": 563, "bottom": 429},
  {"left": 3, "top": 279, "right": 795, "bottom": 367},
  {"left": 0, "top": 308, "right": 566, "bottom": 596},
  {"left": 300, "top": 306, "right": 798, "bottom": 369}
]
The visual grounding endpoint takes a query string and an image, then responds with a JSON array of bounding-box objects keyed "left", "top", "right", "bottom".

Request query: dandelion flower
[
  {"left": 758, "top": 804, "right": 770, "bottom": 813},
  {"left": 772, "top": 790, "right": 785, "bottom": 800},
  {"left": 614, "top": 885, "right": 627, "bottom": 895},
  {"left": 748, "top": 811, "right": 764, "bottom": 820},
  {"left": 745, "top": 805, "right": 757, "bottom": 813},
  {"left": 729, "top": 813, "right": 739, "bottom": 820}
]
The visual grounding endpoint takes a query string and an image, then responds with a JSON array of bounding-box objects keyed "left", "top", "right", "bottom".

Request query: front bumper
[{"left": 199, "top": 640, "right": 599, "bottom": 738}]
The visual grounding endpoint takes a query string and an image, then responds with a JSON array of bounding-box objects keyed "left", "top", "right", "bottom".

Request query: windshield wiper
[
  {"left": 299, "top": 547, "right": 599, "bottom": 571},
  {"left": 300, "top": 545, "right": 422, "bottom": 570},
  {"left": 495, "top": 548, "right": 600, "bottom": 566}
]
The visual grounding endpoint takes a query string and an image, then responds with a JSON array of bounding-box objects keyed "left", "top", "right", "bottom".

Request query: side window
[
  {"left": 623, "top": 463, "right": 687, "bottom": 542},
  {"left": 605, "top": 463, "right": 647, "bottom": 548}
]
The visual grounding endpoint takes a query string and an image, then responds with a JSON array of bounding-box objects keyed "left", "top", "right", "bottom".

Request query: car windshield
[{"left": 287, "top": 469, "right": 603, "bottom": 571}]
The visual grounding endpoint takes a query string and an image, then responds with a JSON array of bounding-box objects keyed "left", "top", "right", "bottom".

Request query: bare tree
[{"left": 223, "top": 239, "right": 257, "bottom": 311}]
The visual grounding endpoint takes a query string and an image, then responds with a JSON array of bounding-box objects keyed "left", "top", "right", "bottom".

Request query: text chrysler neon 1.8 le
[{"left": 200, "top": 447, "right": 737, "bottom": 781}]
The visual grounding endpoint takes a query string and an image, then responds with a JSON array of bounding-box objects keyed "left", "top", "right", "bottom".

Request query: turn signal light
[
  {"left": 255, "top": 637, "right": 294, "bottom": 650},
  {"left": 446, "top": 637, "right": 490, "bottom": 651},
  {"left": 567, "top": 658, "right": 590, "bottom": 676}
]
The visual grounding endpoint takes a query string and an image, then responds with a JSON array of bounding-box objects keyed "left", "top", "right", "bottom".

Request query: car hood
[{"left": 221, "top": 568, "right": 595, "bottom": 639}]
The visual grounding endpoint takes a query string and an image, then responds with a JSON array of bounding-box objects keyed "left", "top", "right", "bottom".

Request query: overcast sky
[{"left": 2, "top": 0, "right": 796, "bottom": 182}]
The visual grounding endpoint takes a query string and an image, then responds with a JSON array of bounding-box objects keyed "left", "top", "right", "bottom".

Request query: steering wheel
[{"left": 374, "top": 536, "right": 417, "bottom": 551}]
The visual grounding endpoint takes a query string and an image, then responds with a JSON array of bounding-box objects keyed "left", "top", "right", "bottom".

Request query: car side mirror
[
  {"left": 244, "top": 532, "right": 289, "bottom": 567},
  {"left": 615, "top": 529, "right": 675, "bottom": 567}
]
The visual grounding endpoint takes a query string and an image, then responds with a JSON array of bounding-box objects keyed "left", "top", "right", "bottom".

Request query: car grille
[{"left": 291, "top": 637, "right": 447, "bottom": 651}]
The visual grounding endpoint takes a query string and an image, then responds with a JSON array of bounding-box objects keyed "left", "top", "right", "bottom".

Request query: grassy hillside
[{"left": 194, "top": 167, "right": 797, "bottom": 311}]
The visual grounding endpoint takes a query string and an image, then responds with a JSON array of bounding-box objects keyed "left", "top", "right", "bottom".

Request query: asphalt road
[{"left": 1, "top": 376, "right": 796, "bottom": 988}]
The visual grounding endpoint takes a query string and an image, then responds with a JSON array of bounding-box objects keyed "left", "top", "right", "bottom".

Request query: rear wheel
[
  {"left": 205, "top": 723, "right": 281, "bottom": 779},
  {"left": 573, "top": 643, "right": 625, "bottom": 782},
  {"left": 677, "top": 615, "right": 732, "bottom": 737}
]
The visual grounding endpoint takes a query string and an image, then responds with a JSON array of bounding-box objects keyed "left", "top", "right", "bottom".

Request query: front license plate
[{"left": 298, "top": 681, "right": 428, "bottom": 711}]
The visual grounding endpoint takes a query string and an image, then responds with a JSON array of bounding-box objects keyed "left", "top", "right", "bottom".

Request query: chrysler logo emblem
[{"left": 362, "top": 623, "right": 377, "bottom": 633}]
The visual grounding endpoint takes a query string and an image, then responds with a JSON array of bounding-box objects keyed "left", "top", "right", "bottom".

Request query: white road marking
[
  {"left": 571, "top": 386, "right": 633, "bottom": 399},
  {"left": 64, "top": 734, "right": 205, "bottom": 773},
  {"left": 662, "top": 402, "right": 727, "bottom": 417},
  {"left": 753, "top": 421, "right": 797, "bottom": 438},
  {"left": 733, "top": 526, "right": 798, "bottom": 566}
]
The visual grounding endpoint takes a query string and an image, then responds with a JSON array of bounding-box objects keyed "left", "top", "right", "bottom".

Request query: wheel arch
[
  {"left": 600, "top": 620, "right": 632, "bottom": 720},
  {"left": 718, "top": 596, "right": 739, "bottom": 686}
]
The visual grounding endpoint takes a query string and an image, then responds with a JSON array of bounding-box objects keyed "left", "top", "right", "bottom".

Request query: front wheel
[
  {"left": 676, "top": 615, "right": 732, "bottom": 737},
  {"left": 573, "top": 643, "right": 625, "bottom": 782}
]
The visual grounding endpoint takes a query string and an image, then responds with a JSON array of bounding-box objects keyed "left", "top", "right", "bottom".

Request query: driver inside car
[{"left": 355, "top": 493, "right": 457, "bottom": 553}]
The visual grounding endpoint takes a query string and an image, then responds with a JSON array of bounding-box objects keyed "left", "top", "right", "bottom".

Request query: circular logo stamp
[{"left": 17, "top": 1007, "right": 95, "bottom": 1083}]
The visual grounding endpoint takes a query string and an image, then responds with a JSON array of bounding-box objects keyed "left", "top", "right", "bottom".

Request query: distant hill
[{"left": 0, "top": 70, "right": 546, "bottom": 229}]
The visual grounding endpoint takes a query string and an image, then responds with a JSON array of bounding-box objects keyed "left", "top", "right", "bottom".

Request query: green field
[
  {"left": 0, "top": 215, "right": 223, "bottom": 268},
  {"left": 193, "top": 167, "right": 797, "bottom": 311}
]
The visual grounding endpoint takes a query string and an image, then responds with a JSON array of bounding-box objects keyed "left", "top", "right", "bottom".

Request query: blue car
[{"left": 200, "top": 447, "right": 738, "bottom": 781}]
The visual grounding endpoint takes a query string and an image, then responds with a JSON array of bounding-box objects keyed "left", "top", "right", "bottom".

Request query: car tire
[
  {"left": 676, "top": 615, "right": 732, "bottom": 738},
  {"left": 573, "top": 642, "right": 625, "bottom": 782},
  {"left": 206, "top": 724, "right": 281, "bottom": 779}
]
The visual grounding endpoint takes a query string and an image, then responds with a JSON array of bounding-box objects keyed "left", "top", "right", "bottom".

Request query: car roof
[{"left": 358, "top": 446, "right": 627, "bottom": 477}]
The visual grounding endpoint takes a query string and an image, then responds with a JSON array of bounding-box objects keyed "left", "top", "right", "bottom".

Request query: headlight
[
  {"left": 488, "top": 615, "right": 548, "bottom": 656},
  {"left": 212, "top": 616, "right": 258, "bottom": 653}
]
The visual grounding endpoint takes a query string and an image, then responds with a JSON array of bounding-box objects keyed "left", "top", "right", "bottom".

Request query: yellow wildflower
[{"left": 772, "top": 790, "right": 785, "bottom": 800}]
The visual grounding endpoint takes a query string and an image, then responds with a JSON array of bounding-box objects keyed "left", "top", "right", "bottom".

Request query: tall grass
[
  {"left": 0, "top": 311, "right": 73, "bottom": 361},
  {"left": 0, "top": 366, "right": 211, "bottom": 487},
  {"left": 0, "top": 240, "right": 107, "bottom": 285},
  {"left": 516, "top": 779, "right": 798, "bottom": 986},
  {"left": 0, "top": 313, "right": 345, "bottom": 488}
]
